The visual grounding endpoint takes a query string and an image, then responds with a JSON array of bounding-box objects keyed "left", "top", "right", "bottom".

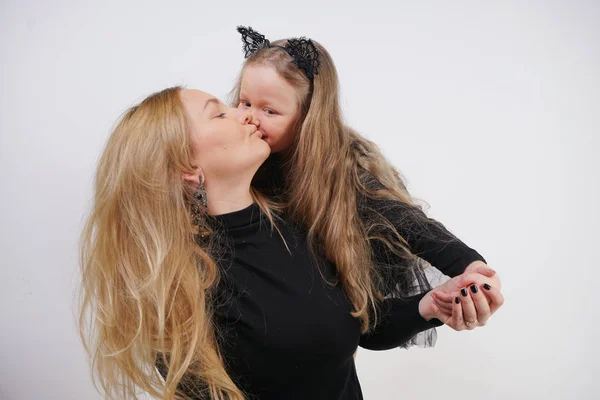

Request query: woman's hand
[
  {"left": 438, "top": 261, "right": 504, "bottom": 328},
  {"left": 419, "top": 266, "right": 504, "bottom": 331}
]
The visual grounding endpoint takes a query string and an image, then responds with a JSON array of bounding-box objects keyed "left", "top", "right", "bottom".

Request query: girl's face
[{"left": 238, "top": 64, "right": 300, "bottom": 154}]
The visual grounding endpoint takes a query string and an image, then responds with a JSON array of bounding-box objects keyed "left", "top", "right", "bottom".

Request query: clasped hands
[{"left": 419, "top": 261, "right": 504, "bottom": 331}]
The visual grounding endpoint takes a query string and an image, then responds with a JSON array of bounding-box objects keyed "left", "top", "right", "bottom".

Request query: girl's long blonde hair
[
  {"left": 231, "top": 40, "right": 442, "bottom": 333},
  {"left": 79, "top": 86, "right": 274, "bottom": 399}
]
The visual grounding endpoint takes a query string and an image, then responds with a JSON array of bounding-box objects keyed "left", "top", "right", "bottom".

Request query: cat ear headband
[{"left": 236, "top": 26, "right": 321, "bottom": 81}]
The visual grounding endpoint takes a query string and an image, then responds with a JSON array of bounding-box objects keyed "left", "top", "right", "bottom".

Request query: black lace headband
[{"left": 236, "top": 26, "right": 321, "bottom": 81}]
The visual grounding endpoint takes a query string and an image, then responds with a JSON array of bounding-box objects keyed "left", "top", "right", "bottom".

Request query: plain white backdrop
[{"left": 1, "top": 1, "right": 598, "bottom": 399}]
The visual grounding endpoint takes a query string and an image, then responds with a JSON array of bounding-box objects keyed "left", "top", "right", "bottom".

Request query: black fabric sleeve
[
  {"left": 364, "top": 195, "right": 486, "bottom": 278},
  {"left": 359, "top": 293, "right": 443, "bottom": 351}
]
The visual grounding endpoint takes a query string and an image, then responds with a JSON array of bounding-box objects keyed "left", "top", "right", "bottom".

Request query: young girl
[{"left": 231, "top": 26, "right": 503, "bottom": 341}]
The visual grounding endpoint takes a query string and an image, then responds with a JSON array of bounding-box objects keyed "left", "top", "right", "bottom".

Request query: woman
[
  {"left": 79, "top": 87, "right": 500, "bottom": 399},
  {"left": 232, "top": 26, "right": 503, "bottom": 340}
]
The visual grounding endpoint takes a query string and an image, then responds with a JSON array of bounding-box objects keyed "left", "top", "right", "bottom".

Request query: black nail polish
[
  {"left": 461, "top": 288, "right": 468, "bottom": 297},
  {"left": 470, "top": 284, "right": 479, "bottom": 294},
  {"left": 455, "top": 297, "right": 460, "bottom": 304},
  {"left": 484, "top": 283, "right": 491, "bottom": 290}
]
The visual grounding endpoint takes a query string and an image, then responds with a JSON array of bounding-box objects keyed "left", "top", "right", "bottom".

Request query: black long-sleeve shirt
[{"left": 187, "top": 199, "right": 485, "bottom": 399}]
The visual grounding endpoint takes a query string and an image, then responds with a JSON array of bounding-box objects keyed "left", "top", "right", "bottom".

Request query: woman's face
[
  {"left": 238, "top": 64, "right": 300, "bottom": 154},
  {"left": 180, "top": 89, "right": 269, "bottom": 184}
]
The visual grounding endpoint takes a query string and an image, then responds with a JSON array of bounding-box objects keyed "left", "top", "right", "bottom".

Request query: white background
[{"left": 1, "top": 1, "right": 598, "bottom": 399}]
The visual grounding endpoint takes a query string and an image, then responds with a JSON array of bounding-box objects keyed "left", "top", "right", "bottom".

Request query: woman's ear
[
  {"left": 183, "top": 172, "right": 200, "bottom": 185},
  {"left": 183, "top": 165, "right": 203, "bottom": 186}
]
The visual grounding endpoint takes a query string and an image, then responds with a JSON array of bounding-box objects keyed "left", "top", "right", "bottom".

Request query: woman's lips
[{"left": 252, "top": 129, "right": 265, "bottom": 139}]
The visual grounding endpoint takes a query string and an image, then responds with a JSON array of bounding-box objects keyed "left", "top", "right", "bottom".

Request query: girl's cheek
[{"left": 257, "top": 117, "right": 266, "bottom": 130}]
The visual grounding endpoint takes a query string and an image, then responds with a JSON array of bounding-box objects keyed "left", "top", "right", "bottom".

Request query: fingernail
[
  {"left": 455, "top": 297, "right": 460, "bottom": 304},
  {"left": 470, "top": 284, "right": 479, "bottom": 294},
  {"left": 461, "top": 288, "right": 468, "bottom": 297},
  {"left": 484, "top": 283, "right": 491, "bottom": 290}
]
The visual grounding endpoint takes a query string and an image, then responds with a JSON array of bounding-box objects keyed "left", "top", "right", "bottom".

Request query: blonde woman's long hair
[
  {"left": 231, "top": 40, "right": 442, "bottom": 334},
  {"left": 79, "top": 86, "right": 273, "bottom": 399}
]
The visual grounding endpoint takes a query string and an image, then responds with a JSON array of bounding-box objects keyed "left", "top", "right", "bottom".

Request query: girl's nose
[{"left": 238, "top": 108, "right": 259, "bottom": 127}]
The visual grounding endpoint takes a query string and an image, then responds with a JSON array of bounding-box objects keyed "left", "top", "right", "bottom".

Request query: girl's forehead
[
  {"left": 241, "top": 66, "right": 298, "bottom": 107},
  {"left": 243, "top": 65, "right": 286, "bottom": 88}
]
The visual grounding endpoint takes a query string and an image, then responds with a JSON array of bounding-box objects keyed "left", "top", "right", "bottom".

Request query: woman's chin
[{"left": 260, "top": 140, "right": 271, "bottom": 157}]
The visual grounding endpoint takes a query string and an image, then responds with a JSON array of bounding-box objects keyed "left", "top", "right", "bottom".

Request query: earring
[{"left": 191, "top": 176, "right": 207, "bottom": 226}]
